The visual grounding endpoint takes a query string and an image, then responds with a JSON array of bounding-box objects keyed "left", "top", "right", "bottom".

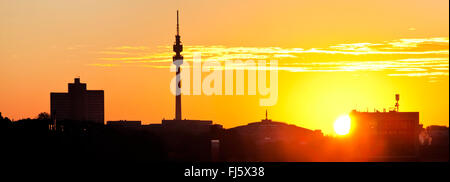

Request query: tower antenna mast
[{"left": 177, "top": 10, "right": 179, "bottom": 35}]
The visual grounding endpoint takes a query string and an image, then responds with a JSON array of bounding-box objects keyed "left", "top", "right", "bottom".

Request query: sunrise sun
[{"left": 334, "top": 115, "right": 351, "bottom": 135}]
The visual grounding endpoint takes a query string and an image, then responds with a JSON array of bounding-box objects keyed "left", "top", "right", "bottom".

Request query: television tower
[{"left": 173, "top": 10, "right": 183, "bottom": 120}]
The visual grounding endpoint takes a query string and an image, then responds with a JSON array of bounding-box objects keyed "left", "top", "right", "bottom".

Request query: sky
[{"left": 0, "top": 0, "right": 448, "bottom": 134}]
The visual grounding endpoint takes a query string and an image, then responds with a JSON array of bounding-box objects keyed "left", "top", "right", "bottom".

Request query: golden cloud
[{"left": 90, "top": 37, "right": 449, "bottom": 77}]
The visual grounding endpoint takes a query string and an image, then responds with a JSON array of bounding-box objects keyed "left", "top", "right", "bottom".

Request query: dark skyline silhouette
[
  {"left": 1, "top": 11, "right": 448, "bottom": 163},
  {"left": 1, "top": 73, "right": 448, "bottom": 162}
]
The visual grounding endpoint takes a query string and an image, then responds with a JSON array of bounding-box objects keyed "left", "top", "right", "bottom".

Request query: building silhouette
[
  {"left": 50, "top": 78, "right": 104, "bottom": 124},
  {"left": 107, "top": 120, "right": 142, "bottom": 128},
  {"left": 421, "top": 125, "right": 449, "bottom": 161},
  {"left": 349, "top": 94, "right": 420, "bottom": 160}
]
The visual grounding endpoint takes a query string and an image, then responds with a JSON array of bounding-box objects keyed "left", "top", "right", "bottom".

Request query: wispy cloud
[
  {"left": 388, "top": 72, "right": 449, "bottom": 77},
  {"left": 87, "top": 63, "right": 120, "bottom": 67},
  {"left": 110, "top": 46, "right": 151, "bottom": 51},
  {"left": 90, "top": 37, "right": 449, "bottom": 78}
]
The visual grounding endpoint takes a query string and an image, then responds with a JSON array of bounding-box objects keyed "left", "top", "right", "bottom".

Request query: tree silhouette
[{"left": 37, "top": 112, "right": 50, "bottom": 120}]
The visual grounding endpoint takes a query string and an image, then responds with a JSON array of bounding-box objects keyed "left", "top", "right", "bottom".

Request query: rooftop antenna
[
  {"left": 265, "top": 109, "right": 268, "bottom": 120},
  {"left": 395, "top": 94, "right": 400, "bottom": 112}
]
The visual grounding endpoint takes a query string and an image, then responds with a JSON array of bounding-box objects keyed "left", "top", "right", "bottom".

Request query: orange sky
[{"left": 0, "top": 0, "right": 448, "bottom": 134}]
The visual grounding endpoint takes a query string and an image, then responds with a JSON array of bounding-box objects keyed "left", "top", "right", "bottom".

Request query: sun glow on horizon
[
  {"left": 334, "top": 115, "right": 351, "bottom": 135},
  {"left": 0, "top": 0, "right": 448, "bottom": 135}
]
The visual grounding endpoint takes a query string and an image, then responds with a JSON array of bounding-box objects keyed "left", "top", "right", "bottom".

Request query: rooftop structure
[{"left": 50, "top": 78, "right": 104, "bottom": 124}]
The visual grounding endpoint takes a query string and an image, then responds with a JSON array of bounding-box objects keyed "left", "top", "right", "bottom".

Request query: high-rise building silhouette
[
  {"left": 349, "top": 95, "right": 420, "bottom": 160},
  {"left": 50, "top": 78, "right": 104, "bottom": 124},
  {"left": 173, "top": 10, "right": 183, "bottom": 120}
]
